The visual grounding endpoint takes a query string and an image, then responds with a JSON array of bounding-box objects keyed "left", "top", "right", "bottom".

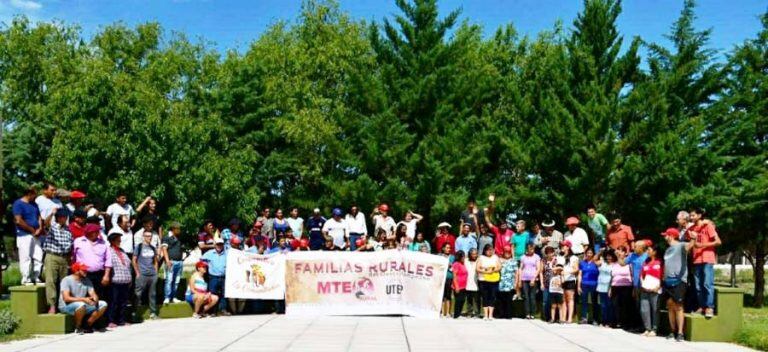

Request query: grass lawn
[{"left": 735, "top": 307, "right": 768, "bottom": 351}]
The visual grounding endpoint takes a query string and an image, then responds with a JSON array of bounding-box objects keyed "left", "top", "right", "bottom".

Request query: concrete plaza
[{"left": 0, "top": 315, "right": 756, "bottom": 352}]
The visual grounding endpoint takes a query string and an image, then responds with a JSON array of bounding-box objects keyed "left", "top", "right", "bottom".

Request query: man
[
  {"left": 13, "top": 186, "right": 44, "bottom": 285},
  {"left": 134, "top": 217, "right": 161, "bottom": 258},
  {"left": 221, "top": 218, "right": 243, "bottom": 251},
  {"left": 286, "top": 207, "right": 305, "bottom": 240},
  {"left": 455, "top": 224, "right": 478, "bottom": 255},
  {"left": 269, "top": 235, "right": 294, "bottom": 253},
  {"left": 307, "top": 208, "right": 327, "bottom": 250},
  {"left": 662, "top": 227, "right": 696, "bottom": 342},
  {"left": 433, "top": 222, "right": 456, "bottom": 254},
  {"left": 106, "top": 192, "right": 136, "bottom": 230},
  {"left": 162, "top": 222, "right": 184, "bottom": 304},
  {"left": 322, "top": 208, "right": 349, "bottom": 250},
  {"left": 36, "top": 181, "right": 62, "bottom": 227},
  {"left": 606, "top": 214, "right": 635, "bottom": 253},
  {"left": 43, "top": 208, "right": 73, "bottom": 314},
  {"left": 460, "top": 197, "right": 486, "bottom": 232},
  {"left": 133, "top": 228, "right": 159, "bottom": 319},
  {"left": 676, "top": 211, "right": 692, "bottom": 241},
  {"left": 626, "top": 240, "right": 649, "bottom": 330},
  {"left": 256, "top": 207, "right": 274, "bottom": 240},
  {"left": 484, "top": 201, "right": 514, "bottom": 256},
  {"left": 69, "top": 210, "right": 88, "bottom": 239},
  {"left": 59, "top": 262, "right": 108, "bottom": 334},
  {"left": 587, "top": 206, "right": 609, "bottom": 253},
  {"left": 372, "top": 204, "right": 396, "bottom": 239},
  {"left": 564, "top": 217, "right": 589, "bottom": 257},
  {"left": 346, "top": 205, "right": 367, "bottom": 251},
  {"left": 202, "top": 238, "right": 229, "bottom": 315},
  {"left": 66, "top": 190, "right": 87, "bottom": 213},
  {"left": 535, "top": 220, "right": 563, "bottom": 255},
  {"left": 108, "top": 215, "right": 134, "bottom": 258},
  {"left": 511, "top": 220, "right": 530, "bottom": 259},
  {"left": 477, "top": 223, "right": 494, "bottom": 257},
  {"left": 688, "top": 207, "right": 721, "bottom": 318},
  {"left": 73, "top": 224, "right": 112, "bottom": 303}
]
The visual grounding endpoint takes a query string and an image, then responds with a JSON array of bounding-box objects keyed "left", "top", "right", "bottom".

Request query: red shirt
[
  {"left": 434, "top": 233, "right": 456, "bottom": 254},
  {"left": 641, "top": 258, "right": 662, "bottom": 281},
  {"left": 451, "top": 261, "right": 468, "bottom": 290},
  {"left": 490, "top": 225, "right": 514, "bottom": 256},
  {"left": 69, "top": 222, "right": 86, "bottom": 239},
  {"left": 692, "top": 222, "right": 717, "bottom": 264},
  {"left": 607, "top": 224, "right": 634, "bottom": 252}
]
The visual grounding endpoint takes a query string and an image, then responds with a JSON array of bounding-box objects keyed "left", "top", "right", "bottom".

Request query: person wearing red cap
[
  {"left": 606, "top": 213, "right": 635, "bottom": 253},
  {"left": 66, "top": 190, "right": 87, "bottom": 214},
  {"left": 73, "top": 223, "right": 112, "bottom": 301},
  {"left": 185, "top": 261, "right": 219, "bottom": 318},
  {"left": 59, "top": 262, "right": 108, "bottom": 334},
  {"left": 662, "top": 227, "right": 696, "bottom": 342},
  {"left": 372, "top": 204, "right": 396, "bottom": 239},
  {"left": 564, "top": 217, "right": 589, "bottom": 258}
]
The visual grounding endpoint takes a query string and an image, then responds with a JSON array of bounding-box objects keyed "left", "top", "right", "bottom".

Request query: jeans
[
  {"left": 580, "top": 285, "right": 598, "bottom": 322},
  {"left": 594, "top": 241, "right": 604, "bottom": 254},
  {"left": 542, "top": 289, "right": 551, "bottom": 321},
  {"left": 44, "top": 253, "right": 69, "bottom": 308},
  {"left": 208, "top": 275, "right": 228, "bottom": 312},
  {"left": 349, "top": 233, "right": 363, "bottom": 251},
  {"left": 109, "top": 283, "right": 130, "bottom": 324},
  {"left": 522, "top": 281, "right": 537, "bottom": 316},
  {"left": 453, "top": 290, "right": 466, "bottom": 318},
  {"left": 135, "top": 274, "right": 158, "bottom": 315},
  {"left": 640, "top": 291, "right": 659, "bottom": 331},
  {"left": 599, "top": 292, "right": 614, "bottom": 325},
  {"left": 694, "top": 263, "right": 715, "bottom": 309},
  {"left": 164, "top": 260, "right": 184, "bottom": 300}
]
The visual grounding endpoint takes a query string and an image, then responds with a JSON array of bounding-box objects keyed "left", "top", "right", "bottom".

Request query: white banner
[
  {"left": 225, "top": 250, "right": 285, "bottom": 299},
  {"left": 284, "top": 250, "right": 448, "bottom": 318}
]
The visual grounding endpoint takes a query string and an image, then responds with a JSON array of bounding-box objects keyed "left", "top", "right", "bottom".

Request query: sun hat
[
  {"left": 541, "top": 219, "right": 556, "bottom": 227},
  {"left": 437, "top": 222, "right": 451, "bottom": 228},
  {"left": 313, "top": 208, "right": 321, "bottom": 213},
  {"left": 565, "top": 217, "right": 580, "bottom": 226}
]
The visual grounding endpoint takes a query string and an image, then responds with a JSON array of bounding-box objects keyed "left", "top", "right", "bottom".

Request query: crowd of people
[{"left": 12, "top": 183, "right": 721, "bottom": 341}]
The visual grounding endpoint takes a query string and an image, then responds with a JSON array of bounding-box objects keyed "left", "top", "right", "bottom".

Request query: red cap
[
  {"left": 299, "top": 239, "right": 309, "bottom": 248},
  {"left": 379, "top": 204, "right": 390, "bottom": 212},
  {"left": 230, "top": 236, "right": 242, "bottom": 245},
  {"left": 560, "top": 240, "right": 572, "bottom": 248},
  {"left": 70, "top": 262, "right": 89, "bottom": 273},
  {"left": 195, "top": 261, "right": 209, "bottom": 270},
  {"left": 355, "top": 238, "right": 365, "bottom": 247},
  {"left": 85, "top": 224, "right": 101, "bottom": 234},
  {"left": 644, "top": 239, "right": 653, "bottom": 247},
  {"left": 565, "top": 217, "right": 580, "bottom": 226},
  {"left": 70, "top": 190, "right": 87, "bottom": 199},
  {"left": 662, "top": 227, "right": 680, "bottom": 238}
]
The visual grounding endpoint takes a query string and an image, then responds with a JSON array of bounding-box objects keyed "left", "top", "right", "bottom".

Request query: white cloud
[{"left": 8, "top": 0, "right": 42, "bottom": 11}]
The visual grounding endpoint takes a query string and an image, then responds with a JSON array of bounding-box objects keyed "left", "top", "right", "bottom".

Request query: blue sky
[{"left": 0, "top": 0, "right": 765, "bottom": 56}]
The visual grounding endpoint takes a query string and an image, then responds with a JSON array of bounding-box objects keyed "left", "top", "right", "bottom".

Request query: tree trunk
[
  {"left": 753, "top": 240, "right": 766, "bottom": 307},
  {"left": 730, "top": 252, "right": 737, "bottom": 288}
]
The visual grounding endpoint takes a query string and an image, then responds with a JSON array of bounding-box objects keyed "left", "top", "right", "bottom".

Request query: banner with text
[
  {"left": 225, "top": 250, "right": 286, "bottom": 299},
  {"left": 285, "top": 250, "right": 448, "bottom": 318}
]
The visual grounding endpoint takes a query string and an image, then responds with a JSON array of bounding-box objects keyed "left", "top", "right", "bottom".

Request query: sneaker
[
  {"left": 149, "top": 313, "right": 159, "bottom": 320},
  {"left": 75, "top": 328, "right": 85, "bottom": 335},
  {"left": 675, "top": 334, "right": 684, "bottom": 342},
  {"left": 667, "top": 333, "right": 675, "bottom": 340},
  {"left": 647, "top": 331, "right": 656, "bottom": 337},
  {"left": 107, "top": 323, "right": 118, "bottom": 329},
  {"left": 579, "top": 318, "right": 588, "bottom": 324},
  {"left": 641, "top": 331, "right": 649, "bottom": 337},
  {"left": 171, "top": 298, "right": 181, "bottom": 303},
  {"left": 163, "top": 298, "right": 170, "bottom": 304},
  {"left": 219, "top": 311, "right": 232, "bottom": 317},
  {"left": 705, "top": 308, "right": 714, "bottom": 318},
  {"left": 192, "top": 313, "right": 202, "bottom": 319}
]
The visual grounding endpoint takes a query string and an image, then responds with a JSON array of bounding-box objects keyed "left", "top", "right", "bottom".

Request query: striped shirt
[{"left": 43, "top": 222, "right": 72, "bottom": 256}]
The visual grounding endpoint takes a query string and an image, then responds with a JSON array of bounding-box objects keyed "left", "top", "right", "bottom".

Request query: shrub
[{"left": 0, "top": 309, "right": 20, "bottom": 335}]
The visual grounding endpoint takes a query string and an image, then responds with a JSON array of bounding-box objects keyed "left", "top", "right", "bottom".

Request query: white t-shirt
[
  {"left": 87, "top": 208, "right": 106, "bottom": 229},
  {"left": 346, "top": 213, "right": 367, "bottom": 235},
  {"left": 400, "top": 220, "right": 418, "bottom": 239},
  {"left": 322, "top": 218, "right": 349, "bottom": 249},
  {"left": 465, "top": 259, "right": 478, "bottom": 291},
  {"left": 35, "top": 196, "right": 62, "bottom": 222},
  {"left": 109, "top": 226, "right": 134, "bottom": 254},
  {"left": 373, "top": 215, "right": 397, "bottom": 238},
  {"left": 286, "top": 217, "right": 304, "bottom": 239},
  {"left": 106, "top": 203, "right": 135, "bottom": 229},
  {"left": 563, "top": 255, "right": 579, "bottom": 282},
  {"left": 565, "top": 227, "right": 589, "bottom": 255}
]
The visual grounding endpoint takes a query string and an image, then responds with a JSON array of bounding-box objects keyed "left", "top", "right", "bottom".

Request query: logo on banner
[
  {"left": 385, "top": 279, "right": 404, "bottom": 301},
  {"left": 354, "top": 277, "right": 375, "bottom": 301}
]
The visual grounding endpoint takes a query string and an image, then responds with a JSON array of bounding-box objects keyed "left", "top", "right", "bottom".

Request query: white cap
[
  {"left": 214, "top": 237, "right": 224, "bottom": 244},
  {"left": 313, "top": 208, "right": 321, "bottom": 213}
]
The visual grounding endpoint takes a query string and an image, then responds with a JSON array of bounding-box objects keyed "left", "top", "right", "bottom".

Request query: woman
[
  {"left": 439, "top": 243, "right": 455, "bottom": 318},
  {"left": 186, "top": 261, "right": 219, "bottom": 318},
  {"left": 465, "top": 248, "right": 480, "bottom": 317},
  {"left": 497, "top": 245, "right": 519, "bottom": 319},
  {"left": 477, "top": 244, "right": 501, "bottom": 321},
  {"left": 107, "top": 232, "right": 132, "bottom": 327},
  {"left": 135, "top": 196, "right": 162, "bottom": 235},
  {"left": 596, "top": 249, "right": 616, "bottom": 327},
  {"left": 640, "top": 244, "right": 662, "bottom": 337},
  {"left": 399, "top": 211, "right": 423, "bottom": 240},
  {"left": 540, "top": 246, "right": 557, "bottom": 320},
  {"left": 272, "top": 209, "right": 289, "bottom": 238},
  {"left": 395, "top": 223, "right": 411, "bottom": 250},
  {"left": 519, "top": 244, "right": 542, "bottom": 319},
  {"left": 578, "top": 248, "right": 600, "bottom": 324},
  {"left": 560, "top": 241, "right": 579, "bottom": 323},
  {"left": 409, "top": 232, "right": 431, "bottom": 252},
  {"left": 451, "top": 250, "right": 468, "bottom": 319},
  {"left": 609, "top": 247, "right": 634, "bottom": 329}
]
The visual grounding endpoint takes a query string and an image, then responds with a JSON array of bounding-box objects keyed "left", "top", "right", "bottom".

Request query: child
[{"left": 549, "top": 263, "right": 565, "bottom": 323}]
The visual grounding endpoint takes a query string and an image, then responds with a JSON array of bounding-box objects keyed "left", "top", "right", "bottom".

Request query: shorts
[
  {"left": 186, "top": 292, "right": 213, "bottom": 305},
  {"left": 549, "top": 293, "right": 563, "bottom": 304},
  {"left": 60, "top": 300, "right": 107, "bottom": 315},
  {"left": 663, "top": 282, "right": 687, "bottom": 304},
  {"left": 562, "top": 281, "right": 577, "bottom": 291},
  {"left": 443, "top": 281, "right": 453, "bottom": 301}
]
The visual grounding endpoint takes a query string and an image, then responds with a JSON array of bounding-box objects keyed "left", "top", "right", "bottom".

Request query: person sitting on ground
[
  {"left": 186, "top": 261, "right": 219, "bottom": 318},
  {"left": 59, "top": 262, "right": 108, "bottom": 334}
]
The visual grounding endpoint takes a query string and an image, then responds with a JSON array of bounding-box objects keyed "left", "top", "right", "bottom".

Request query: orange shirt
[
  {"left": 607, "top": 224, "right": 634, "bottom": 252},
  {"left": 692, "top": 222, "right": 717, "bottom": 264}
]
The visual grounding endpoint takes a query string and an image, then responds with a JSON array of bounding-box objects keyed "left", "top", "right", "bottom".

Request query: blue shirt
[
  {"left": 12, "top": 198, "right": 40, "bottom": 236},
  {"left": 579, "top": 260, "right": 599, "bottom": 287},
  {"left": 306, "top": 216, "right": 327, "bottom": 245},
  {"left": 202, "top": 248, "right": 228, "bottom": 276},
  {"left": 626, "top": 252, "right": 648, "bottom": 287},
  {"left": 220, "top": 228, "right": 243, "bottom": 250},
  {"left": 455, "top": 234, "right": 478, "bottom": 255}
]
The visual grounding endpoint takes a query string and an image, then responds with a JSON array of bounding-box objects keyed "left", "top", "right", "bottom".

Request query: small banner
[
  {"left": 225, "top": 249, "right": 286, "bottom": 299},
  {"left": 284, "top": 250, "right": 448, "bottom": 318}
]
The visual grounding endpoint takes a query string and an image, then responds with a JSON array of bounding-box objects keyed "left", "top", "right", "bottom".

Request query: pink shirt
[
  {"left": 520, "top": 253, "right": 541, "bottom": 281},
  {"left": 73, "top": 236, "right": 112, "bottom": 272},
  {"left": 611, "top": 263, "right": 632, "bottom": 287},
  {"left": 451, "top": 262, "right": 468, "bottom": 290},
  {"left": 491, "top": 226, "right": 514, "bottom": 256}
]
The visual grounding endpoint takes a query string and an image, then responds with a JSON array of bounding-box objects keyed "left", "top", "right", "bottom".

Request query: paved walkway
[{"left": 0, "top": 315, "right": 756, "bottom": 352}]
